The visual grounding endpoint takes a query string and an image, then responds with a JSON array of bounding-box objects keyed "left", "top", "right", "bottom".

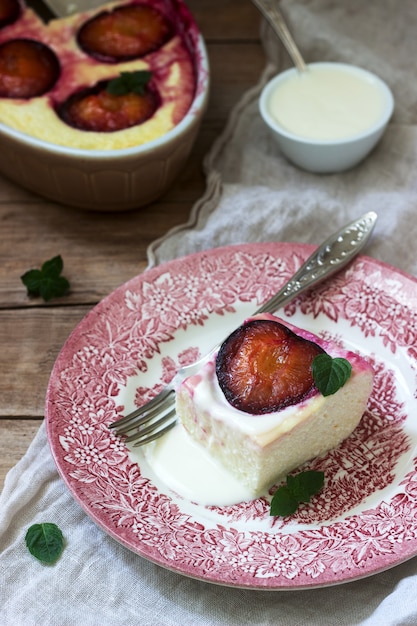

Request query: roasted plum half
[
  {"left": 0, "top": 38, "right": 60, "bottom": 99},
  {"left": 0, "top": 0, "right": 21, "bottom": 29},
  {"left": 56, "top": 78, "right": 160, "bottom": 132},
  {"left": 216, "top": 319, "right": 325, "bottom": 415},
  {"left": 77, "top": 3, "right": 174, "bottom": 62}
]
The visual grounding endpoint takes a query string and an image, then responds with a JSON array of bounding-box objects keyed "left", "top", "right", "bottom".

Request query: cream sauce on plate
[{"left": 129, "top": 424, "right": 256, "bottom": 506}]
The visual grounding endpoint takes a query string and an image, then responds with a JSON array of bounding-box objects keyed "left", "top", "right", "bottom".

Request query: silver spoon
[{"left": 252, "top": 0, "right": 307, "bottom": 72}]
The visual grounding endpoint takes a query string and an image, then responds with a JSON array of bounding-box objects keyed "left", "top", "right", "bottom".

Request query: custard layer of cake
[
  {"left": 0, "top": 0, "right": 196, "bottom": 149},
  {"left": 176, "top": 314, "right": 374, "bottom": 496}
]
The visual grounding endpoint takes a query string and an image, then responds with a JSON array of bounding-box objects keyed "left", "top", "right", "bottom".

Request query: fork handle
[{"left": 255, "top": 211, "right": 377, "bottom": 315}]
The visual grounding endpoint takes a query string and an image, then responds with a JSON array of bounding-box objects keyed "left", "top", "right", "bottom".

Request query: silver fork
[{"left": 109, "top": 211, "right": 377, "bottom": 446}]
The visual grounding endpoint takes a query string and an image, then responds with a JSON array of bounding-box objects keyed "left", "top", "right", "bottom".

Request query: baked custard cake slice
[
  {"left": 176, "top": 313, "right": 374, "bottom": 496},
  {"left": 0, "top": 0, "right": 196, "bottom": 150}
]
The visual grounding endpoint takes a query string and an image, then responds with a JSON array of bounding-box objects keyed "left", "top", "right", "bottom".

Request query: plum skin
[
  {"left": 0, "top": 38, "right": 60, "bottom": 99},
  {"left": 216, "top": 319, "right": 325, "bottom": 415},
  {"left": 76, "top": 4, "right": 174, "bottom": 63},
  {"left": 55, "top": 79, "right": 160, "bottom": 132}
]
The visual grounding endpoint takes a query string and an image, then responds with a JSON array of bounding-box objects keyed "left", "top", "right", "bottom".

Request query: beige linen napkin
[
  {"left": 2, "top": 1, "right": 417, "bottom": 625},
  {"left": 149, "top": 1, "right": 417, "bottom": 277}
]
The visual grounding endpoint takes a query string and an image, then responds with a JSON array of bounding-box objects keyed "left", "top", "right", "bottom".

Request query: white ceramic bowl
[
  {"left": 259, "top": 62, "right": 394, "bottom": 174},
  {"left": 0, "top": 3, "right": 209, "bottom": 212}
]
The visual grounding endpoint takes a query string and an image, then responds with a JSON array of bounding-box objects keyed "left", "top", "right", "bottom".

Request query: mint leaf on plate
[
  {"left": 270, "top": 470, "right": 325, "bottom": 517},
  {"left": 21, "top": 255, "right": 70, "bottom": 302},
  {"left": 286, "top": 471, "right": 325, "bottom": 503},
  {"left": 270, "top": 484, "right": 299, "bottom": 517},
  {"left": 25, "top": 523, "right": 65, "bottom": 564},
  {"left": 312, "top": 353, "right": 352, "bottom": 396}
]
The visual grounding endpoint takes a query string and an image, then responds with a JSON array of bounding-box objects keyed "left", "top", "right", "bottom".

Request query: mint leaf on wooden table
[
  {"left": 312, "top": 353, "right": 352, "bottom": 396},
  {"left": 25, "top": 523, "right": 65, "bottom": 564},
  {"left": 107, "top": 70, "right": 152, "bottom": 96},
  {"left": 270, "top": 470, "right": 325, "bottom": 517},
  {"left": 21, "top": 255, "right": 70, "bottom": 302}
]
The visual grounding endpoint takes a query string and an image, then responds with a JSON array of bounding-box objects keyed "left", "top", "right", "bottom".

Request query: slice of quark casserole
[{"left": 176, "top": 313, "right": 374, "bottom": 497}]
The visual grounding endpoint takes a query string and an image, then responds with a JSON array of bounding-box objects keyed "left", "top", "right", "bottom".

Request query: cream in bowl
[{"left": 259, "top": 62, "right": 394, "bottom": 173}]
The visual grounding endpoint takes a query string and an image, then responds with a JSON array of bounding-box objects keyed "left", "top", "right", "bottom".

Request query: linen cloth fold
[{"left": 2, "top": 1, "right": 417, "bottom": 624}]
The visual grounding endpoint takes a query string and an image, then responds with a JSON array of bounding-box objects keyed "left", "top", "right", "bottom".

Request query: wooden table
[{"left": 0, "top": 0, "right": 267, "bottom": 492}]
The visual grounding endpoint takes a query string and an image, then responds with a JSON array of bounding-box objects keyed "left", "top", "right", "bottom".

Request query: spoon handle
[
  {"left": 255, "top": 211, "right": 378, "bottom": 314},
  {"left": 252, "top": 0, "right": 307, "bottom": 72}
]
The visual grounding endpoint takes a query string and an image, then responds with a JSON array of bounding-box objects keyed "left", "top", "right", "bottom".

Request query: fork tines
[{"left": 109, "top": 387, "right": 177, "bottom": 446}]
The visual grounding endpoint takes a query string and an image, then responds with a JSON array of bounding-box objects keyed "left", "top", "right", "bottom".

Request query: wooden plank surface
[{"left": 0, "top": 0, "right": 267, "bottom": 491}]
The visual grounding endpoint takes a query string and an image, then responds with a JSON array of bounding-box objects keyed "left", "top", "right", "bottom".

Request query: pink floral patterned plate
[{"left": 45, "top": 242, "right": 417, "bottom": 589}]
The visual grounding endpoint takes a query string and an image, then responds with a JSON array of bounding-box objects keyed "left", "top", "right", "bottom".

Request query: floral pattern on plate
[{"left": 45, "top": 242, "right": 417, "bottom": 589}]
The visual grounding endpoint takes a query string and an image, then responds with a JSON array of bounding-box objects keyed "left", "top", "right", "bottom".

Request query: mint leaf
[
  {"left": 21, "top": 255, "right": 70, "bottom": 301},
  {"left": 25, "top": 523, "right": 64, "bottom": 564},
  {"left": 287, "top": 471, "right": 325, "bottom": 502},
  {"left": 312, "top": 353, "right": 352, "bottom": 396},
  {"left": 107, "top": 70, "right": 152, "bottom": 96},
  {"left": 270, "top": 484, "right": 299, "bottom": 516},
  {"left": 270, "top": 470, "right": 324, "bottom": 517},
  {"left": 41, "top": 254, "right": 63, "bottom": 276}
]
